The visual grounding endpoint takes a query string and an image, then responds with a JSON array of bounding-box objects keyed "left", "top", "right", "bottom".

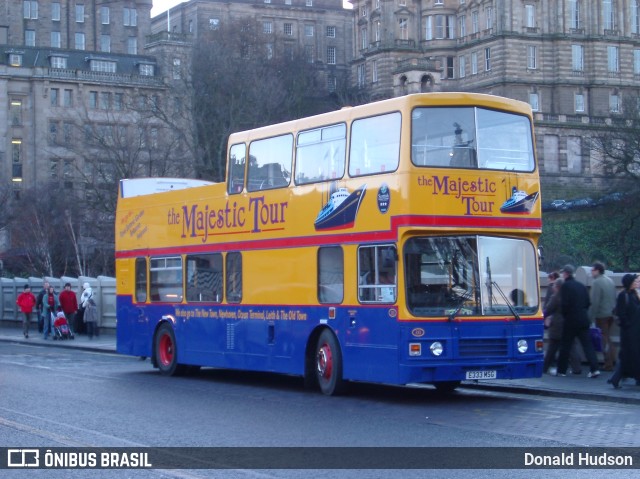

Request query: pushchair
[{"left": 52, "top": 313, "right": 74, "bottom": 340}]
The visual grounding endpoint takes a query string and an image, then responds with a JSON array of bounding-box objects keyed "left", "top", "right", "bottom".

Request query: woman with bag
[
  {"left": 607, "top": 274, "right": 640, "bottom": 388},
  {"left": 80, "top": 282, "right": 99, "bottom": 339}
]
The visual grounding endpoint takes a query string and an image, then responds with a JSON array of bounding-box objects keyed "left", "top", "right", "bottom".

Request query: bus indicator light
[
  {"left": 535, "top": 339, "right": 544, "bottom": 352},
  {"left": 409, "top": 343, "right": 422, "bottom": 356}
]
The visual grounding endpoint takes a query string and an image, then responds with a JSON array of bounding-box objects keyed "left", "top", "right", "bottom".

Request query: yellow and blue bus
[{"left": 115, "top": 93, "right": 543, "bottom": 395}]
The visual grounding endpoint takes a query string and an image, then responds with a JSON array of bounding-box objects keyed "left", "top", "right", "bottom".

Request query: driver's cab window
[{"left": 358, "top": 245, "right": 397, "bottom": 303}]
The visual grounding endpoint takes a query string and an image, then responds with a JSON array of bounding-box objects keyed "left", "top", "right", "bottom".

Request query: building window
[
  {"left": 434, "top": 15, "right": 454, "bottom": 39},
  {"left": 375, "top": 21, "right": 381, "bottom": 42},
  {"left": 64, "top": 89, "right": 73, "bottom": 107},
  {"left": 357, "top": 64, "right": 365, "bottom": 87},
  {"left": 326, "top": 26, "right": 336, "bottom": 38},
  {"left": 139, "top": 64, "right": 154, "bottom": 76},
  {"left": 472, "top": 11, "right": 479, "bottom": 33},
  {"left": 51, "top": 56, "right": 67, "bottom": 69},
  {"left": 124, "top": 8, "right": 137, "bottom": 26},
  {"left": 101, "top": 6, "right": 109, "bottom": 24},
  {"left": 284, "top": 23, "right": 292, "bottom": 35},
  {"left": 127, "top": 37, "right": 137, "bottom": 55},
  {"left": 306, "top": 0, "right": 313, "bottom": 6},
  {"left": 633, "top": 0, "right": 640, "bottom": 34},
  {"left": 435, "top": 0, "right": 443, "bottom": 4},
  {"left": 634, "top": 50, "right": 640, "bottom": 75},
  {"left": 51, "top": 31, "right": 61, "bottom": 48},
  {"left": 399, "top": 18, "right": 409, "bottom": 40},
  {"left": 10, "top": 100, "right": 23, "bottom": 126},
  {"left": 305, "top": 25, "right": 314, "bottom": 36},
  {"left": 63, "top": 122, "right": 73, "bottom": 144},
  {"left": 572, "top": 44, "right": 583, "bottom": 71},
  {"left": 305, "top": 45, "right": 313, "bottom": 63},
  {"left": 100, "top": 35, "right": 111, "bottom": 53},
  {"left": 115, "top": 93, "right": 123, "bottom": 110},
  {"left": 361, "top": 27, "right": 367, "bottom": 49},
  {"left": 425, "top": 17, "right": 432, "bottom": 40},
  {"left": 25, "top": 30, "right": 35, "bottom": 46},
  {"left": 327, "top": 46, "right": 336, "bottom": 65},
  {"left": 527, "top": 45, "right": 537, "bottom": 69},
  {"left": 52, "top": 2, "right": 60, "bottom": 21},
  {"left": 50, "top": 88, "right": 59, "bottom": 107},
  {"left": 327, "top": 76, "right": 336, "bottom": 92},
  {"left": 75, "top": 33, "right": 85, "bottom": 50},
  {"left": 575, "top": 93, "right": 585, "bottom": 112},
  {"left": 471, "top": 51, "right": 478, "bottom": 74},
  {"left": 603, "top": 0, "right": 614, "bottom": 30},
  {"left": 76, "top": 5, "right": 84, "bottom": 23},
  {"left": 173, "top": 58, "right": 181, "bottom": 79},
  {"left": 23, "top": 1, "right": 38, "bottom": 19},
  {"left": 90, "top": 60, "right": 116, "bottom": 72},
  {"left": 569, "top": 0, "right": 580, "bottom": 29},
  {"left": 485, "top": 47, "right": 491, "bottom": 71},
  {"left": 361, "top": 6, "right": 367, "bottom": 16},
  {"left": 610, "top": 94, "right": 620, "bottom": 113},
  {"left": 529, "top": 93, "right": 539, "bottom": 111},
  {"left": 209, "top": 18, "right": 219, "bottom": 30},
  {"left": 100, "top": 93, "right": 110, "bottom": 110},
  {"left": 263, "top": 21, "right": 272, "bottom": 34},
  {"left": 486, "top": 7, "right": 493, "bottom": 29},
  {"left": 459, "top": 56, "right": 466, "bottom": 78},
  {"left": 372, "top": 59, "right": 378, "bottom": 82},
  {"left": 9, "top": 54, "right": 22, "bottom": 67},
  {"left": 607, "top": 46, "right": 618, "bottom": 72},
  {"left": 525, "top": 5, "right": 535, "bottom": 28},
  {"left": 459, "top": 15, "right": 466, "bottom": 37},
  {"left": 12, "top": 139, "right": 23, "bottom": 182},
  {"left": 49, "top": 120, "right": 59, "bottom": 145}
]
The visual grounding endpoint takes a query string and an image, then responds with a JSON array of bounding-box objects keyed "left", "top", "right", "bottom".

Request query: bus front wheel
[
  {"left": 155, "top": 323, "right": 186, "bottom": 376},
  {"left": 434, "top": 380, "right": 461, "bottom": 393},
  {"left": 315, "top": 330, "right": 345, "bottom": 396}
]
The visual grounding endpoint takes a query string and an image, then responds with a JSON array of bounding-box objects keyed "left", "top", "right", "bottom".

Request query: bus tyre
[
  {"left": 155, "top": 323, "right": 186, "bottom": 376},
  {"left": 434, "top": 381, "right": 461, "bottom": 393},
  {"left": 315, "top": 330, "right": 345, "bottom": 396}
]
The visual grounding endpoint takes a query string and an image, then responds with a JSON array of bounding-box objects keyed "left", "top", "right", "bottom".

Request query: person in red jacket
[
  {"left": 16, "top": 284, "right": 37, "bottom": 339},
  {"left": 58, "top": 282, "right": 79, "bottom": 335}
]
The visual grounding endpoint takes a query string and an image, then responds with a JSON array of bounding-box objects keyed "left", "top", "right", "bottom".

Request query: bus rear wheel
[
  {"left": 155, "top": 323, "right": 186, "bottom": 376},
  {"left": 315, "top": 330, "right": 345, "bottom": 396}
]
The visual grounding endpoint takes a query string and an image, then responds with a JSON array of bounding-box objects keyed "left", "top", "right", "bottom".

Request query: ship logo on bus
[
  {"left": 500, "top": 187, "right": 539, "bottom": 214},
  {"left": 314, "top": 184, "right": 367, "bottom": 231}
]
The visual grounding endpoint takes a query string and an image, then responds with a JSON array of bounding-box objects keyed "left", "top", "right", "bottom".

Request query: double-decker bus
[{"left": 115, "top": 93, "right": 543, "bottom": 395}]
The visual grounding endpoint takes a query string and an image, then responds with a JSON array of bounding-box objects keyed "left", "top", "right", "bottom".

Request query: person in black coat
[
  {"left": 555, "top": 264, "right": 601, "bottom": 377},
  {"left": 607, "top": 273, "right": 640, "bottom": 388}
]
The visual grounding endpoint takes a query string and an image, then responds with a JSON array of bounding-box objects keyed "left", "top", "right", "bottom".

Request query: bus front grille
[{"left": 458, "top": 338, "right": 508, "bottom": 357}]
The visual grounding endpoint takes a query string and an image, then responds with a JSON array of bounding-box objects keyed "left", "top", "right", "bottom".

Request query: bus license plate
[{"left": 465, "top": 370, "right": 497, "bottom": 380}]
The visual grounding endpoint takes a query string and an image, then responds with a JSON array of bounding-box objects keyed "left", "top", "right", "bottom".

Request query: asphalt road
[{"left": 1, "top": 343, "right": 638, "bottom": 479}]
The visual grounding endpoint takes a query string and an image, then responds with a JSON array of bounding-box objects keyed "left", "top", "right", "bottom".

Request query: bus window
[
  {"left": 135, "top": 257, "right": 147, "bottom": 303},
  {"left": 247, "top": 134, "right": 293, "bottom": 191},
  {"left": 296, "top": 123, "right": 346, "bottom": 185},
  {"left": 411, "top": 106, "right": 534, "bottom": 171},
  {"left": 349, "top": 112, "right": 401, "bottom": 177},
  {"left": 225, "top": 252, "right": 242, "bottom": 303},
  {"left": 318, "top": 246, "right": 344, "bottom": 304},
  {"left": 150, "top": 257, "right": 183, "bottom": 303},
  {"left": 358, "top": 245, "right": 397, "bottom": 303},
  {"left": 186, "top": 253, "right": 223, "bottom": 303},
  {"left": 227, "top": 143, "right": 246, "bottom": 194}
]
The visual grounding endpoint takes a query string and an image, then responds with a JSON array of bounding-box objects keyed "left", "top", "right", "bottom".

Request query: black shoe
[{"left": 607, "top": 378, "right": 620, "bottom": 389}]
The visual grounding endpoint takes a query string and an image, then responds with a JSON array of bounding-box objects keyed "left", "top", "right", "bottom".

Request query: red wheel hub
[
  {"left": 159, "top": 333, "right": 174, "bottom": 367},
  {"left": 317, "top": 344, "right": 333, "bottom": 380}
]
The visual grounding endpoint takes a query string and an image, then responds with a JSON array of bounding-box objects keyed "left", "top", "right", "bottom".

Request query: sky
[{"left": 151, "top": 0, "right": 352, "bottom": 16}]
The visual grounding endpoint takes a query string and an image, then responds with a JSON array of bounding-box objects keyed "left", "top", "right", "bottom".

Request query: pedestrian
[
  {"left": 543, "top": 271, "right": 559, "bottom": 310},
  {"left": 58, "top": 282, "right": 78, "bottom": 335},
  {"left": 42, "top": 285, "right": 60, "bottom": 340},
  {"left": 542, "top": 278, "right": 582, "bottom": 374},
  {"left": 35, "top": 280, "right": 50, "bottom": 333},
  {"left": 80, "top": 282, "right": 99, "bottom": 339},
  {"left": 555, "top": 264, "right": 601, "bottom": 378},
  {"left": 607, "top": 274, "right": 640, "bottom": 388},
  {"left": 16, "top": 284, "right": 37, "bottom": 339},
  {"left": 589, "top": 261, "right": 617, "bottom": 371}
]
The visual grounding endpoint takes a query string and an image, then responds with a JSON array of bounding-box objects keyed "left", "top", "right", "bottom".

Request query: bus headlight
[
  {"left": 429, "top": 341, "right": 444, "bottom": 356},
  {"left": 517, "top": 339, "right": 528, "bottom": 354}
]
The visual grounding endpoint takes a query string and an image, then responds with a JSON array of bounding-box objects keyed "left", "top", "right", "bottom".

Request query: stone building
[{"left": 348, "top": 0, "right": 640, "bottom": 197}]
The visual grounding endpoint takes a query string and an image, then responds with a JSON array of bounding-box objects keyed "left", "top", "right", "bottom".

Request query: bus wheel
[
  {"left": 155, "top": 323, "right": 186, "bottom": 376},
  {"left": 315, "top": 330, "right": 345, "bottom": 396},
  {"left": 434, "top": 381, "right": 461, "bottom": 393}
]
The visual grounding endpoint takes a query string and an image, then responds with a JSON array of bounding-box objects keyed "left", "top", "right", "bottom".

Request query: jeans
[
  {"left": 42, "top": 311, "right": 52, "bottom": 339},
  {"left": 22, "top": 312, "right": 32, "bottom": 337}
]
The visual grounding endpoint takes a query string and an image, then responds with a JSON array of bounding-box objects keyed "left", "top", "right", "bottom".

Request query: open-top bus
[{"left": 115, "top": 93, "right": 543, "bottom": 394}]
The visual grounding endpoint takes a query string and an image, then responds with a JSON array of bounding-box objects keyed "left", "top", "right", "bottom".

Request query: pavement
[{"left": 2, "top": 322, "right": 639, "bottom": 404}]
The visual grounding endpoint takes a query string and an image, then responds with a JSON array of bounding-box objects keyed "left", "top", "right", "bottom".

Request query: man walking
[
  {"left": 589, "top": 261, "right": 617, "bottom": 371},
  {"left": 556, "top": 264, "right": 601, "bottom": 378}
]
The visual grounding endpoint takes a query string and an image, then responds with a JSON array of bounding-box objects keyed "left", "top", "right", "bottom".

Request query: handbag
[{"left": 589, "top": 326, "right": 603, "bottom": 352}]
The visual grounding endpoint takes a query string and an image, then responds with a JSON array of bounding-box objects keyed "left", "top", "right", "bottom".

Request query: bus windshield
[
  {"left": 411, "top": 107, "right": 535, "bottom": 171},
  {"left": 404, "top": 236, "right": 539, "bottom": 317}
]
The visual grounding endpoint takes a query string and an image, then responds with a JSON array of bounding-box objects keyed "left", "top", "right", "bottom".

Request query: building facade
[{"left": 349, "top": 0, "right": 640, "bottom": 196}]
